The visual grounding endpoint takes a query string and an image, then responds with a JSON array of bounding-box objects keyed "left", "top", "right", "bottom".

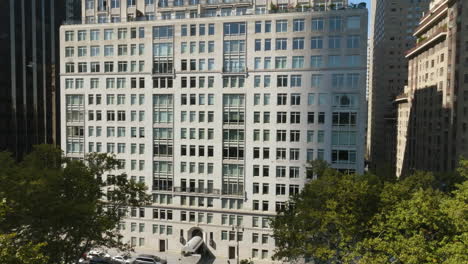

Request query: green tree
[
  {"left": 0, "top": 233, "right": 48, "bottom": 264},
  {"left": 0, "top": 202, "right": 48, "bottom": 264},
  {"left": 271, "top": 161, "right": 467, "bottom": 264},
  {"left": 351, "top": 167, "right": 467, "bottom": 264},
  {"left": 0, "top": 145, "right": 151, "bottom": 264},
  {"left": 271, "top": 164, "right": 382, "bottom": 263}
]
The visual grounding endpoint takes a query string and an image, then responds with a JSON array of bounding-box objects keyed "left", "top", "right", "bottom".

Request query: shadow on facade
[{"left": 398, "top": 85, "right": 452, "bottom": 177}]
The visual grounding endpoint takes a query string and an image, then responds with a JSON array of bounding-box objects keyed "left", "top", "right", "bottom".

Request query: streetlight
[{"left": 231, "top": 224, "right": 244, "bottom": 264}]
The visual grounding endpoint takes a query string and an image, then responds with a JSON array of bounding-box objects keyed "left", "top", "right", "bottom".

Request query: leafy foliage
[
  {"left": 271, "top": 161, "right": 468, "bottom": 264},
  {"left": 0, "top": 145, "right": 151, "bottom": 264},
  {"left": 0, "top": 233, "right": 48, "bottom": 264}
]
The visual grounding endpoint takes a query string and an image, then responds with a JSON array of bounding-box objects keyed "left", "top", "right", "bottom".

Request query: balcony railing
[
  {"left": 406, "top": 25, "right": 448, "bottom": 57},
  {"left": 66, "top": 2, "right": 367, "bottom": 26},
  {"left": 221, "top": 190, "right": 244, "bottom": 196},
  {"left": 174, "top": 187, "right": 221, "bottom": 195},
  {"left": 222, "top": 67, "right": 246, "bottom": 73}
]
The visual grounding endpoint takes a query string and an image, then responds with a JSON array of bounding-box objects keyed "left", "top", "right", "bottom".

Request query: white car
[
  {"left": 87, "top": 250, "right": 111, "bottom": 260},
  {"left": 111, "top": 255, "right": 132, "bottom": 264}
]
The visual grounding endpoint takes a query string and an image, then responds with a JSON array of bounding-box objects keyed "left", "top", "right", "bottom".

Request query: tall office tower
[
  {"left": 367, "top": 0, "right": 430, "bottom": 175},
  {"left": 61, "top": 0, "right": 367, "bottom": 262},
  {"left": 67, "top": 0, "right": 84, "bottom": 22},
  {"left": 0, "top": 0, "right": 67, "bottom": 159},
  {"left": 395, "top": 0, "right": 468, "bottom": 177}
]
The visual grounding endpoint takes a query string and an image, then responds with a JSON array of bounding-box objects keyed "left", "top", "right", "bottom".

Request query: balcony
[
  {"left": 174, "top": 187, "right": 221, "bottom": 195},
  {"left": 222, "top": 67, "right": 247, "bottom": 74},
  {"left": 221, "top": 190, "right": 244, "bottom": 197},
  {"left": 204, "top": 0, "right": 252, "bottom": 6},
  {"left": 406, "top": 25, "right": 448, "bottom": 58}
]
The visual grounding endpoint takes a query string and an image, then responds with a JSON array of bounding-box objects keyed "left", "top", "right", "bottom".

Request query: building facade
[
  {"left": 60, "top": 0, "right": 367, "bottom": 262},
  {"left": 367, "top": 0, "right": 430, "bottom": 175},
  {"left": 0, "top": 0, "right": 73, "bottom": 159},
  {"left": 396, "top": 0, "right": 468, "bottom": 177}
]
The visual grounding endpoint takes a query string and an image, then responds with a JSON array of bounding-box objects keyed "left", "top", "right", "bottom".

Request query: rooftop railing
[{"left": 63, "top": 3, "right": 367, "bottom": 25}]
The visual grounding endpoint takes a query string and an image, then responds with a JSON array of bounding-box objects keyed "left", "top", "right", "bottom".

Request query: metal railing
[
  {"left": 174, "top": 187, "right": 221, "bottom": 195},
  {"left": 64, "top": 3, "right": 366, "bottom": 26}
]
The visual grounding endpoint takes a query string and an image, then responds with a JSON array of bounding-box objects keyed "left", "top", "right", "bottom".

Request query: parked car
[
  {"left": 111, "top": 255, "right": 132, "bottom": 264},
  {"left": 133, "top": 254, "right": 167, "bottom": 264},
  {"left": 89, "top": 256, "right": 112, "bottom": 264}
]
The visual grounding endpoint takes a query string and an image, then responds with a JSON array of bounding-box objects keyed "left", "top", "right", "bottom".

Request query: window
[
  {"left": 153, "top": 26, "right": 173, "bottom": 39},
  {"left": 277, "top": 94, "right": 287, "bottom": 105},
  {"left": 329, "top": 55, "right": 341, "bottom": 66},
  {"left": 275, "top": 38, "right": 287, "bottom": 50},
  {"left": 311, "top": 56, "right": 323, "bottom": 67},
  {"left": 290, "top": 112, "right": 300, "bottom": 124},
  {"left": 208, "top": 41, "right": 214, "bottom": 53},
  {"left": 311, "top": 75, "right": 323, "bottom": 87},
  {"left": 276, "top": 148, "right": 286, "bottom": 160},
  {"left": 291, "top": 75, "right": 302, "bottom": 87},
  {"left": 199, "top": 24, "right": 206, "bottom": 36},
  {"left": 276, "top": 184, "right": 286, "bottom": 196},
  {"left": 293, "top": 19, "right": 304, "bottom": 32},
  {"left": 65, "top": 31, "right": 74, "bottom": 41},
  {"left": 78, "top": 46, "right": 87, "bottom": 57},
  {"left": 347, "top": 74, "right": 360, "bottom": 89},
  {"left": 330, "top": 16, "right": 343, "bottom": 31},
  {"left": 347, "top": 35, "right": 360, "bottom": 48},
  {"left": 77, "top": 30, "right": 86, "bottom": 41},
  {"left": 111, "top": 0, "right": 120, "bottom": 8},
  {"left": 90, "top": 29, "right": 100, "bottom": 40},
  {"left": 312, "top": 18, "right": 324, "bottom": 31},
  {"left": 318, "top": 112, "right": 325, "bottom": 124},
  {"left": 308, "top": 112, "right": 315, "bottom": 124},
  {"left": 255, "top": 21, "right": 262, "bottom": 33},
  {"left": 190, "top": 24, "right": 196, "bottom": 36},
  {"left": 277, "top": 75, "right": 287, "bottom": 87},
  {"left": 292, "top": 57, "right": 304, "bottom": 69},
  {"left": 265, "top": 20, "right": 271, "bottom": 32},
  {"left": 275, "top": 57, "right": 286, "bottom": 69},
  {"left": 255, "top": 39, "right": 261, "bottom": 51},
  {"left": 78, "top": 63, "right": 87, "bottom": 73},
  {"left": 258, "top": 58, "right": 269, "bottom": 71},
  {"left": 293, "top": 38, "right": 304, "bottom": 50},
  {"left": 332, "top": 150, "right": 356, "bottom": 164},
  {"left": 65, "top": 47, "right": 74, "bottom": 57},
  {"left": 308, "top": 94, "right": 315, "bottom": 105},
  {"left": 347, "top": 16, "right": 361, "bottom": 29},
  {"left": 291, "top": 94, "right": 300, "bottom": 105},
  {"left": 329, "top": 36, "right": 341, "bottom": 49},
  {"left": 346, "top": 55, "right": 361, "bottom": 66},
  {"left": 224, "top": 22, "right": 246, "bottom": 35},
  {"left": 290, "top": 148, "right": 299, "bottom": 160},
  {"left": 104, "top": 29, "right": 114, "bottom": 40},
  {"left": 311, "top": 37, "right": 323, "bottom": 49},
  {"left": 276, "top": 130, "right": 286, "bottom": 141},
  {"left": 66, "top": 63, "right": 75, "bottom": 73},
  {"left": 332, "top": 74, "right": 345, "bottom": 89},
  {"left": 208, "top": 24, "right": 215, "bottom": 35},
  {"left": 276, "top": 20, "right": 287, "bottom": 32}
]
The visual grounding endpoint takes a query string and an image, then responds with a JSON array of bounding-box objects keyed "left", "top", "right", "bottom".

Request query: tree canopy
[
  {"left": 0, "top": 145, "right": 151, "bottom": 264},
  {"left": 271, "top": 160, "right": 468, "bottom": 264}
]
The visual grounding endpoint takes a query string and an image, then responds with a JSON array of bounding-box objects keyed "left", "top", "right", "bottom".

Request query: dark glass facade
[{"left": 0, "top": 0, "right": 73, "bottom": 159}]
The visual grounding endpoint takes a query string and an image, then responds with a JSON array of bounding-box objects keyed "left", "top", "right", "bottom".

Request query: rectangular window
[
  {"left": 292, "top": 56, "right": 304, "bottom": 69},
  {"left": 276, "top": 20, "right": 287, "bottom": 32},
  {"left": 293, "top": 37, "right": 304, "bottom": 50},
  {"left": 311, "top": 37, "right": 323, "bottom": 49},
  {"left": 329, "top": 36, "right": 341, "bottom": 49},
  {"left": 293, "top": 19, "right": 304, "bottom": 32},
  {"left": 311, "top": 18, "right": 324, "bottom": 31}
]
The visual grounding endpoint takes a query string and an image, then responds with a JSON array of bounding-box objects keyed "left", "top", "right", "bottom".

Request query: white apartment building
[{"left": 61, "top": 0, "right": 367, "bottom": 262}]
